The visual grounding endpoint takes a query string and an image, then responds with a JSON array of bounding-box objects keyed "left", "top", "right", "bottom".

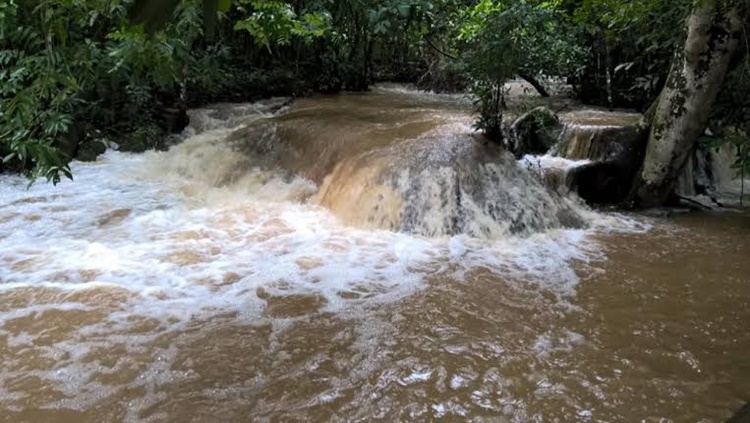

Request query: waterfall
[
  {"left": 214, "top": 92, "right": 591, "bottom": 238},
  {"left": 524, "top": 108, "right": 746, "bottom": 206},
  {"left": 676, "top": 143, "right": 746, "bottom": 205}
]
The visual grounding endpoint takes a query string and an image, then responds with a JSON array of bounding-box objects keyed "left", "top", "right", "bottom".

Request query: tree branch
[
  {"left": 517, "top": 72, "right": 550, "bottom": 97},
  {"left": 423, "top": 36, "right": 457, "bottom": 60}
]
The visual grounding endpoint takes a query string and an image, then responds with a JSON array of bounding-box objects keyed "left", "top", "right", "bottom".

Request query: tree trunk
[
  {"left": 604, "top": 39, "right": 613, "bottom": 111},
  {"left": 518, "top": 72, "right": 550, "bottom": 97},
  {"left": 629, "top": 1, "right": 743, "bottom": 207}
]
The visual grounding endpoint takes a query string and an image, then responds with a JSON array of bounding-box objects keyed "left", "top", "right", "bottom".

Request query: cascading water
[
  {"left": 203, "top": 87, "right": 590, "bottom": 238},
  {"left": 519, "top": 109, "right": 646, "bottom": 203},
  {"left": 314, "top": 128, "right": 586, "bottom": 237},
  {"left": 0, "top": 87, "right": 615, "bottom": 420},
  {"left": 1, "top": 86, "right": 749, "bottom": 423},
  {"left": 553, "top": 110, "right": 644, "bottom": 161},
  {"left": 676, "top": 143, "right": 747, "bottom": 204},
  {"left": 524, "top": 108, "right": 747, "bottom": 205}
]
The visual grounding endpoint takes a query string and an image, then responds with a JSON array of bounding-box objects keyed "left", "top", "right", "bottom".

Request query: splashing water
[{"left": 1, "top": 87, "right": 747, "bottom": 423}]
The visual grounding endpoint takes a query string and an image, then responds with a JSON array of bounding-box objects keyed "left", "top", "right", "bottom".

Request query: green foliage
[
  {"left": 472, "top": 83, "right": 507, "bottom": 141},
  {"left": 367, "top": 0, "right": 433, "bottom": 35},
  {"left": 570, "top": 0, "right": 689, "bottom": 107},
  {"left": 2, "top": 0, "right": 745, "bottom": 185},
  {"left": 0, "top": 0, "right": 227, "bottom": 183},
  {"left": 234, "top": 0, "right": 330, "bottom": 51},
  {"left": 456, "top": 0, "right": 584, "bottom": 80},
  {"left": 0, "top": 0, "right": 113, "bottom": 183},
  {"left": 452, "top": 0, "right": 584, "bottom": 139}
]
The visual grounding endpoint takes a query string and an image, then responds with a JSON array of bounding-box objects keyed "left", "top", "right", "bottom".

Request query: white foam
[
  {"left": 371, "top": 83, "right": 473, "bottom": 105},
  {"left": 450, "top": 374, "right": 470, "bottom": 390},
  {"left": 0, "top": 101, "right": 649, "bottom": 414},
  {"left": 519, "top": 154, "right": 590, "bottom": 172}
]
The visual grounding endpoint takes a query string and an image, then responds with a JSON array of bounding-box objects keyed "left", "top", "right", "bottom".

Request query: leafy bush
[
  {"left": 0, "top": 0, "right": 113, "bottom": 183},
  {"left": 2, "top": 0, "right": 745, "bottom": 188},
  {"left": 454, "top": 0, "right": 584, "bottom": 141},
  {"left": 0, "top": 0, "right": 232, "bottom": 183}
]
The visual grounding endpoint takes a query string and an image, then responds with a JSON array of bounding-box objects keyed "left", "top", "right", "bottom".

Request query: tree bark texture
[{"left": 629, "top": 1, "right": 743, "bottom": 207}]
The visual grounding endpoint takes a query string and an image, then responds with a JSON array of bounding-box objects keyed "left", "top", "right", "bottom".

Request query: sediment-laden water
[{"left": 0, "top": 86, "right": 748, "bottom": 422}]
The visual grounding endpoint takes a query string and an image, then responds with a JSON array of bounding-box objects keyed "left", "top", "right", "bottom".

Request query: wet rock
[
  {"left": 556, "top": 119, "right": 646, "bottom": 163},
  {"left": 555, "top": 111, "right": 648, "bottom": 204},
  {"left": 56, "top": 121, "right": 86, "bottom": 160},
  {"left": 507, "top": 107, "right": 561, "bottom": 159},
  {"left": 566, "top": 161, "right": 636, "bottom": 204},
  {"left": 675, "top": 143, "right": 741, "bottom": 203},
  {"left": 75, "top": 139, "right": 107, "bottom": 162},
  {"left": 160, "top": 106, "right": 190, "bottom": 134}
]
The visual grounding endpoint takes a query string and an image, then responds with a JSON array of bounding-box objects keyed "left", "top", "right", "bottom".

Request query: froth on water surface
[
  {"left": 220, "top": 86, "right": 590, "bottom": 238},
  {"left": 0, "top": 88, "right": 749, "bottom": 422}
]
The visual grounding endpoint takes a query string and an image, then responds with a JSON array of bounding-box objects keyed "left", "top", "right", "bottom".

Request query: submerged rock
[
  {"left": 314, "top": 130, "right": 587, "bottom": 238},
  {"left": 223, "top": 91, "right": 589, "bottom": 238}
]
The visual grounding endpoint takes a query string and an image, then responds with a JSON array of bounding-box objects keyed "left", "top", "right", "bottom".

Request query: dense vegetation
[{"left": 1, "top": 0, "right": 748, "bottom": 205}]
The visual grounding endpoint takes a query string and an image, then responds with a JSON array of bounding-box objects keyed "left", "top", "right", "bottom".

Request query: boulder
[
  {"left": 56, "top": 121, "right": 86, "bottom": 160},
  {"left": 555, "top": 110, "right": 648, "bottom": 204},
  {"left": 75, "top": 139, "right": 107, "bottom": 162},
  {"left": 160, "top": 106, "right": 190, "bottom": 134},
  {"left": 566, "top": 161, "right": 635, "bottom": 204},
  {"left": 507, "top": 107, "right": 561, "bottom": 159}
]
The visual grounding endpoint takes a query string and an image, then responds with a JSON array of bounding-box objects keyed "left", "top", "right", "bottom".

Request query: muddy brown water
[{"left": 0, "top": 86, "right": 748, "bottom": 422}]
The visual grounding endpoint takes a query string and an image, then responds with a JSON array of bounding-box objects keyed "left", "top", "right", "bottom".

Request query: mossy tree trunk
[{"left": 629, "top": 0, "right": 743, "bottom": 207}]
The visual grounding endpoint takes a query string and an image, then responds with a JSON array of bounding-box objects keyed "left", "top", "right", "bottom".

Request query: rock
[
  {"left": 555, "top": 110, "right": 648, "bottom": 204},
  {"left": 507, "top": 107, "right": 561, "bottom": 159},
  {"left": 675, "top": 142, "right": 740, "bottom": 203},
  {"left": 566, "top": 161, "right": 636, "bottom": 204},
  {"left": 75, "top": 139, "right": 107, "bottom": 162},
  {"left": 313, "top": 132, "right": 588, "bottom": 238},
  {"left": 56, "top": 121, "right": 86, "bottom": 160},
  {"left": 160, "top": 106, "right": 190, "bottom": 134},
  {"left": 556, "top": 113, "right": 646, "bottom": 163}
]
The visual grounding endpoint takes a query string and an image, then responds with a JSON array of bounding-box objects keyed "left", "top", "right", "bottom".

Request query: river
[{"left": 0, "top": 86, "right": 748, "bottom": 422}]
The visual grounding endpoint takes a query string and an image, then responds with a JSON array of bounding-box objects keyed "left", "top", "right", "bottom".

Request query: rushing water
[{"left": 0, "top": 87, "right": 748, "bottom": 422}]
